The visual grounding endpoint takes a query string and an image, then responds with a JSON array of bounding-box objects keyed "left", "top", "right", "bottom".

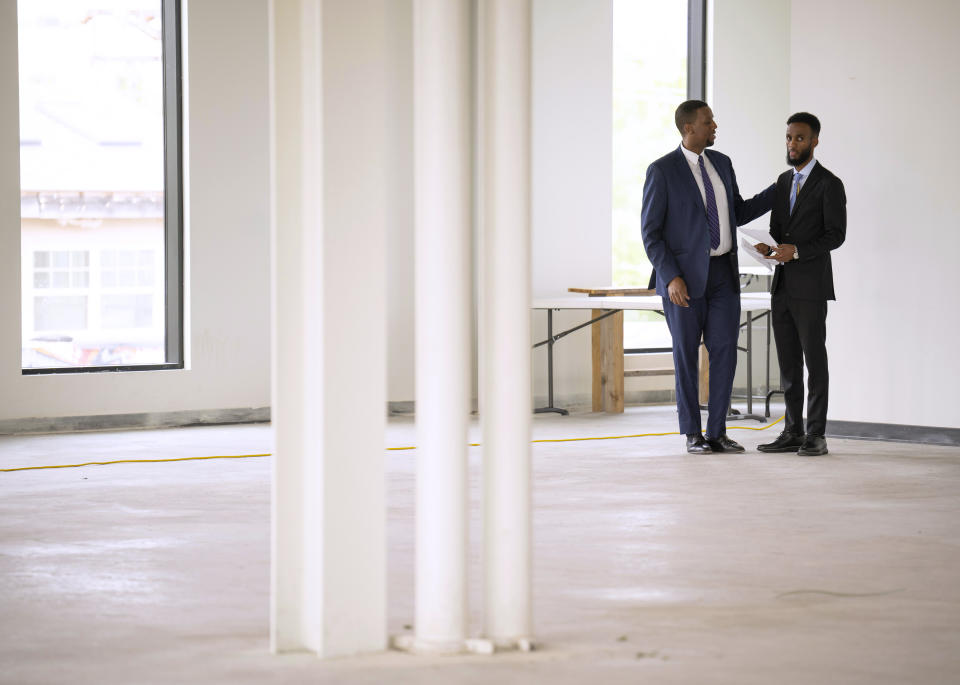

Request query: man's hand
[
  {"left": 770, "top": 243, "right": 797, "bottom": 262},
  {"left": 667, "top": 276, "right": 690, "bottom": 307},
  {"left": 755, "top": 242, "right": 773, "bottom": 257}
]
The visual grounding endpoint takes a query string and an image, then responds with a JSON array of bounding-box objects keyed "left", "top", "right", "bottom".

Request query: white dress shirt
[{"left": 680, "top": 143, "right": 732, "bottom": 256}]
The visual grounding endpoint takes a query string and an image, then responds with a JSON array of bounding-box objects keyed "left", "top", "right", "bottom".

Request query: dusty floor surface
[{"left": 1, "top": 405, "right": 959, "bottom": 684}]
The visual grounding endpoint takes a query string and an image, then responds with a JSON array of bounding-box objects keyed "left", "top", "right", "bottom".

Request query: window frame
[
  {"left": 687, "top": 0, "right": 707, "bottom": 100},
  {"left": 21, "top": 0, "right": 184, "bottom": 376}
]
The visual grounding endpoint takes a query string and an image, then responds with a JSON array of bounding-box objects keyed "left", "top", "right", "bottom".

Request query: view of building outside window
[
  {"left": 612, "top": 0, "right": 687, "bottom": 345},
  {"left": 18, "top": 0, "right": 167, "bottom": 369}
]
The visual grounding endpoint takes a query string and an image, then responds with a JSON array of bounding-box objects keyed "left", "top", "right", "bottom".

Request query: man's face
[
  {"left": 786, "top": 122, "right": 817, "bottom": 167},
  {"left": 686, "top": 107, "right": 717, "bottom": 149}
]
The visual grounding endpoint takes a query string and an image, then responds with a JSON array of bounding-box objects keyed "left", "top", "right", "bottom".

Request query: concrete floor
[{"left": 1, "top": 405, "right": 959, "bottom": 684}]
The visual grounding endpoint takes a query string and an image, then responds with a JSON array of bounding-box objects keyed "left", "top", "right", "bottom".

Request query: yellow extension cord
[{"left": 0, "top": 415, "right": 783, "bottom": 473}]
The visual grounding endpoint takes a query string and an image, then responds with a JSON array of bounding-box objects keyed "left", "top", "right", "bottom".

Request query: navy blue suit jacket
[{"left": 641, "top": 146, "right": 775, "bottom": 298}]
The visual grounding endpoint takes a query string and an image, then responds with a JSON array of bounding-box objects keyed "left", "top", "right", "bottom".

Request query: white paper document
[
  {"left": 739, "top": 237, "right": 774, "bottom": 272},
  {"left": 738, "top": 226, "right": 778, "bottom": 248}
]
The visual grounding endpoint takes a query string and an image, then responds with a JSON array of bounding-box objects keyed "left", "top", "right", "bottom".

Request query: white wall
[
  {"left": 530, "top": 0, "right": 613, "bottom": 406},
  {"left": 710, "top": 0, "right": 791, "bottom": 396},
  {"left": 709, "top": 0, "right": 789, "bottom": 213},
  {"left": 790, "top": 0, "right": 960, "bottom": 428},
  {"left": 0, "top": 0, "right": 272, "bottom": 422},
  {"left": 711, "top": 0, "right": 960, "bottom": 429}
]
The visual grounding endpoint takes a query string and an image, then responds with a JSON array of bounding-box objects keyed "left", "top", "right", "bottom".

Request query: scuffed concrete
[{"left": 1, "top": 406, "right": 959, "bottom": 684}]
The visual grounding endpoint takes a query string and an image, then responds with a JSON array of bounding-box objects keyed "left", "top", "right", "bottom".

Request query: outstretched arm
[{"left": 730, "top": 163, "right": 776, "bottom": 226}]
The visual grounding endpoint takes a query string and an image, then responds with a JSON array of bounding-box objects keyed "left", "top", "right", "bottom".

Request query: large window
[
  {"left": 613, "top": 0, "right": 701, "bottom": 346},
  {"left": 18, "top": 0, "right": 182, "bottom": 373},
  {"left": 612, "top": 0, "right": 692, "bottom": 286}
]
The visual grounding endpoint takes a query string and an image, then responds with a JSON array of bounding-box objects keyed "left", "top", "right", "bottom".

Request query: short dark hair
[
  {"left": 786, "top": 112, "right": 821, "bottom": 136},
  {"left": 675, "top": 100, "right": 709, "bottom": 135}
]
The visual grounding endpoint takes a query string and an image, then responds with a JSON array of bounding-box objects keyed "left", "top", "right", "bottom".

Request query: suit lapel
[
  {"left": 703, "top": 149, "right": 730, "bottom": 198},
  {"left": 770, "top": 171, "right": 791, "bottom": 243},
  {"left": 673, "top": 146, "right": 706, "bottom": 214},
  {"left": 705, "top": 149, "right": 736, "bottom": 241},
  {"left": 788, "top": 161, "right": 824, "bottom": 222},
  {"left": 778, "top": 171, "right": 792, "bottom": 216}
]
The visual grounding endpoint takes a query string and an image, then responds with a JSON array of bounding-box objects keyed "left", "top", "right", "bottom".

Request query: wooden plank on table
[
  {"left": 570, "top": 286, "right": 656, "bottom": 297},
  {"left": 624, "top": 368, "right": 674, "bottom": 378},
  {"left": 591, "top": 309, "right": 624, "bottom": 413}
]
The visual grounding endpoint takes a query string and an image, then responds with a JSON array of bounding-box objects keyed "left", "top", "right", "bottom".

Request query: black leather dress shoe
[
  {"left": 797, "top": 435, "right": 828, "bottom": 456},
  {"left": 757, "top": 431, "right": 805, "bottom": 453},
  {"left": 705, "top": 434, "right": 745, "bottom": 453},
  {"left": 686, "top": 434, "right": 713, "bottom": 454}
]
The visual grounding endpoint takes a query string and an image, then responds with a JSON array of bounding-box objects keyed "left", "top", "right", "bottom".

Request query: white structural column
[
  {"left": 479, "top": 0, "right": 534, "bottom": 648},
  {"left": 269, "top": 0, "right": 323, "bottom": 654},
  {"left": 410, "top": 0, "right": 473, "bottom": 654},
  {"left": 269, "top": 0, "right": 387, "bottom": 657}
]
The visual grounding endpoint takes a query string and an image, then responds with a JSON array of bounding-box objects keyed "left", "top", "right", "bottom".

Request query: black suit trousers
[{"left": 771, "top": 285, "right": 829, "bottom": 436}]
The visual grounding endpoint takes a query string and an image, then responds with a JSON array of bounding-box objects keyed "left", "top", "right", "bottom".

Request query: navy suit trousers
[{"left": 662, "top": 257, "right": 740, "bottom": 438}]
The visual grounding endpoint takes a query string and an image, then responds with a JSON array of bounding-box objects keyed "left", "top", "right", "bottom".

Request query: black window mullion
[
  {"left": 687, "top": 0, "right": 707, "bottom": 100},
  {"left": 162, "top": 0, "right": 184, "bottom": 367}
]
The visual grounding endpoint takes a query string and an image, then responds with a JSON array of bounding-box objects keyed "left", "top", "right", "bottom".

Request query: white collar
[
  {"left": 793, "top": 157, "right": 817, "bottom": 177},
  {"left": 680, "top": 142, "right": 706, "bottom": 165}
]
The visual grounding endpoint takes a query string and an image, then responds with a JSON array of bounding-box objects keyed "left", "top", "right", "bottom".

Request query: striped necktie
[
  {"left": 789, "top": 172, "right": 803, "bottom": 214},
  {"left": 698, "top": 155, "right": 721, "bottom": 250}
]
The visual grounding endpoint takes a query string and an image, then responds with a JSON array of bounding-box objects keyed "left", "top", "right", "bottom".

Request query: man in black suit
[{"left": 756, "top": 112, "right": 846, "bottom": 456}]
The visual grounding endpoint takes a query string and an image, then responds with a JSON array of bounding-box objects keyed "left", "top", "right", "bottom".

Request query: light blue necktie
[{"left": 789, "top": 172, "right": 803, "bottom": 214}]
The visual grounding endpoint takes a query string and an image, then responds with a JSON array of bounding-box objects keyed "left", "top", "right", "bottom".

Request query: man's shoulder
[
  {"left": 808, "top": 163, "right": 845, "bottom": 193},
  {"left": 704, "top": 148, "right": 732, "bottom": 167},
  {"left": 815, "top": 163, "right": 842, "bottom": 183},
  {"left": 649, "top": 147, "right": 682, "bottom": 170}
]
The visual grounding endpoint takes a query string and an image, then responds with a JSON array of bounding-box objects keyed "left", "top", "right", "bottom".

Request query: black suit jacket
[{"left": 769, "top": 161, "right": 846, "bottom": 300}]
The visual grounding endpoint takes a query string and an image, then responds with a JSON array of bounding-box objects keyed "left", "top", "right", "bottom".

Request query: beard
[{"left": 787, "top": 147, "right": 812, "bottom": 167}]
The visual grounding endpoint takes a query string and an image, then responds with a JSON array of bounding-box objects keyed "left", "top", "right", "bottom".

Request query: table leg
[
  {"left": 765, "top": 309, "right": 771, "bottom": 417},
  {"left": 698, "top": 344, "right": 709, "bottom": 406},
  {"left": 534, "top": 308, "right": 569, "bottom": 415},
  {"left": 591, "top": 309, "right": 623, "bottom": 413},
  {"left": 728, "top": 309, "right": 764, "bottom": 422},
  {"left": 547, "top": 308, "right": 556, "bottom": 406},
  {"left": 746, "top": 310, "right": 753, "bottom": 415}
]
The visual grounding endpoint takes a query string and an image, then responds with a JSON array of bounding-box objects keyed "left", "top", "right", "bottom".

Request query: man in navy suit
[{"left": 642, "top": 100, "right": 775, "bottom": 454}]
